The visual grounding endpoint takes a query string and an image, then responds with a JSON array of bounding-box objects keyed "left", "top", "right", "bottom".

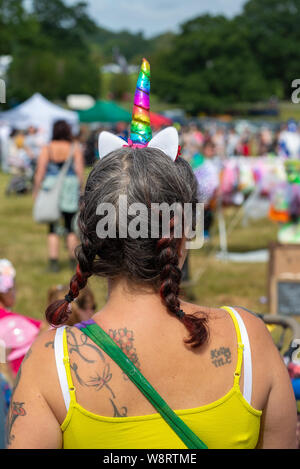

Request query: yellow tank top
[{"left": 59, "top": 306, "right": 262, "bottom": 449}]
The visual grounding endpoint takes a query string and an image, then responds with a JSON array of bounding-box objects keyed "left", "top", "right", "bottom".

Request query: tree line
[{"left": 1, "top": 0, "right": 300, "bottom": 114}]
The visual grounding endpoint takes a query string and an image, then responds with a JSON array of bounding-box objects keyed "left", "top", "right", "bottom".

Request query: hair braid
[
  {"left": 157, "top": 236, "right": 182, "bottom": 316},
  {"left": 45, "top": 264, "right": 91, "bottom": 326},
  {"left": 45, "top": 208, "right": 100, "bottom": 327},
  {"left": 157, "top": 219, "right": 209, "bottom": 348}
]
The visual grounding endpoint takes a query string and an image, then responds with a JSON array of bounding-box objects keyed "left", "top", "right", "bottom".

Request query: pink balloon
[
  {"left": 0, "top": 314, "right": 39, "bottom": 350},
  {"left": 8, "top": 344, "right": 32, "bottom": 361}
]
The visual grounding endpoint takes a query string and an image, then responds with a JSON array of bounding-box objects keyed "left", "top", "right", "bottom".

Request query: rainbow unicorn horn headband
[{"left": 98, "top": 58, "right": 179, "bottom": 161}]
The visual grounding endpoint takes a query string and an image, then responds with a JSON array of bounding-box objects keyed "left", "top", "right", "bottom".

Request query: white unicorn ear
[
  {"left": 98, "top": 131, "right": 126, "bottom": 159},
  {"left": 147, "top": 127, "right": 179, "bottom": 161}
]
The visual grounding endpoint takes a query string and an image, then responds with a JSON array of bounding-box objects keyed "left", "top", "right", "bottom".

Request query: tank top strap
[
  {"left": 62, "top": 327, "right": 76, "bottom": 398},
  {"left": 221, "top": 306, "right": 244, "bottom": 386},
  {"left": 54, "top": 326, "right": 76, "bottom": 411}
]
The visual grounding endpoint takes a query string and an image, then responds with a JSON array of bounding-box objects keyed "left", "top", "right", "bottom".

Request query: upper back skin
[
  {"left": 35, "top": 302, "right": 273, "bottom": 425},
  {"left": 48, "top": 140, "right": 75, "bottom": 163}
]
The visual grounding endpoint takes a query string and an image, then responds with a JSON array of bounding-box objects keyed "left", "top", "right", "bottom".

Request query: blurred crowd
[
  {"left": 0, "top": 121, "right": 130, "bottom": 178},
  {"left": 1, "top": 117, "right": 300, "bottom": 241},
  {"left": 1, "top": 119, "right": 300, "bottom": 181},
  {"left": 180, "top": 119, "right": 300, "bottom": 161}
]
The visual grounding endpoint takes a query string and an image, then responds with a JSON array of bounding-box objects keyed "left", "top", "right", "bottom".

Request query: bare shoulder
[
  {"left": 6, "top": 327, "right": 64, "bottom": 449},
  {"left": 74, "top": 141, "right": 83, "bottom": 155},
  {"left": 27, "top": 324, "right": 102, "bottom": 367},
  {"left": 180, "top": 301, "right": 278, "bottom": 356},
  {"left": 29, "top": 325, "right": 85, "bottom": 362},
  {"left": 20, "top": 327, "right": 77, "bottom": 409},
  {"left": 179, "top": 300, "right": 222, "bottom": 318},
  {"left": 31, "top": 328, "right": 57, "bottom": 353},
  {"left": 180, "top": 300, "right": 272, "bottom": 333},
  {"left": 233, "top": 307, "right": 290, "bottom": 395},
  {"left": 232, "top": 307, "right": 277, "bottom": 350},
  {"left": 179, "top": 300, "right": 235, "bottom": 334},
  {"left": 227, "top": 310, "right": 297, "bottom": 449},
  {"left": 19, "top": 328, "right": 57, "bottom": 379}
]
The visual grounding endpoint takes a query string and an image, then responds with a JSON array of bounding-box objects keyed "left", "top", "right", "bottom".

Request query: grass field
[
  {"left": 0, "top": 171, "right": 279, "bottom": 322},
  {"left": 0, "top": 171, "right": 107, "bottom": 319}
]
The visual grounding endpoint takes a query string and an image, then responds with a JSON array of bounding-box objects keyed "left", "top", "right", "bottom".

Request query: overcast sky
[{"left": 69, "top": 0, "right": 247, "bottom": 37}]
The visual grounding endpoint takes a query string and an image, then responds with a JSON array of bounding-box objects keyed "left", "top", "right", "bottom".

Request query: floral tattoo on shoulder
[{"left": 108, "top": 327, "right": 141, "bottom": 371}]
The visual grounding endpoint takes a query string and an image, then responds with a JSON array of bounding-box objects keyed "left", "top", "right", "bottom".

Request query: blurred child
[
  {"left": 0, "top": 259, "right": 44, "bottom": 376},
  {"left": 8, "top": 129, "right": 31, "bottom": 173},
  {"left": 47, "top": 284, "right": 96, "bottom": 326}
]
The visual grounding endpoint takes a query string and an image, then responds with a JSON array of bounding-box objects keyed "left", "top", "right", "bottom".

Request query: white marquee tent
[{"left": 0, "top": 93, "right": 79, "bottom": 140}]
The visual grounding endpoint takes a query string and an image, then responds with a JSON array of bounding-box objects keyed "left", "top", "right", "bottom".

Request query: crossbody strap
[{"left": 76, "top": 320, "right": 207, "bottom": 450}]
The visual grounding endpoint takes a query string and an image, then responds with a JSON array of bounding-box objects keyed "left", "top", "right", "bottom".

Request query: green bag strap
[{"left": 77, "top": 320, "right": 208, "bottom": 450}]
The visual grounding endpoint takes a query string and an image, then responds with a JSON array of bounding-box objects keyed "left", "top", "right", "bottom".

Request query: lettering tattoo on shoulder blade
[{"left": 210, "top": 346, "right": 232, "bottom": 368}]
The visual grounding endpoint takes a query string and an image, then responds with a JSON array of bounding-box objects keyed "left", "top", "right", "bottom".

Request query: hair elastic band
[
  {"left": 65, "top": 293, "right": 74, "bottom": 303},
  {"left": 176, "top": 309, "right": 185, "bottom": 319}
]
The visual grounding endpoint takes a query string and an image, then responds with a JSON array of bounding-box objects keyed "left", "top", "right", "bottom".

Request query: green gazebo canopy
[{"left": 78, "top": 100, "right": 131, "bottom": 123}]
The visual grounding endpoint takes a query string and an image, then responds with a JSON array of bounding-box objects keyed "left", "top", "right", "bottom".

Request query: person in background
[
  {"left": 33, "top": 120, "right": 84, "bottom": 272},
  {"left": 212, "top": 127, "right": 226, "bottom": 159},
  {"left": 7, "top": 129, "right": 31, "bottom": 173},
  {"left": 239, "top": 130, "right": 251, "bottom": 157},
  {"left": 24, "top": 126, "right": 43, "bottom": 175},
  {"left": 73, "top": 127, "right": 88, "bottom": 155},
  {"left": 249, "top": 131, "right": 260, "bottom": 157},
  {"left": 226, "top": 127, "right": 239, "bottom": 157},
  {"left": 181, "top": 124, "right": 203, "bottom": 162},
  {"left": 116, "top": 122, "right": 129, "bottom": 142},
  {"left": 47, "top": 284, "right": 96, "bottom": 326},
  {"left": 0, "top": 122, "right": 11, "bottom": 173},
  {"left": 75, "top": 286, "right": 97, "bottom": 322},
  {"left": 83, "top": 128, "right": 99, "bottom": 166},
  {"left": 272, "top": 129, "right": 281, "bottom": 155},
  {"left": 192, "top": 139, "right": 219, "bottom": 239},
  {"left": 278, "top": 120, "right": 300, "bottom": 159},
  {"left": 0, "top": 259, "right": 44, "bottom": 376},
  {"left": 259, "top": 127, "right": 273, "bottom": 156}
]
